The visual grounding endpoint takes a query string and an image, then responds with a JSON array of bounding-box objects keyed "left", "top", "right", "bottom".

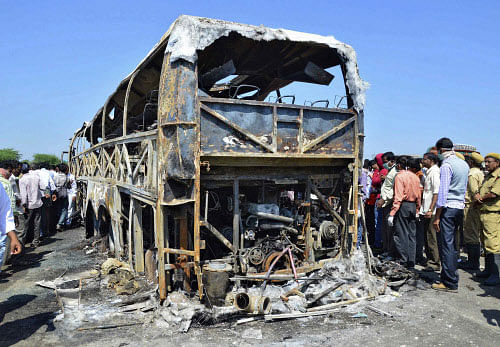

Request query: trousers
[
  {"left": 437, "top": 207, "right": 463, "bottom": 289},
  {"left": 415, "top": 216, "right": 425, "bottom": 263},
  {"left": 393, "top": 201, "right": 417, "bottom": 265},
  {"left": 23, "top": 207, "right": 42, "bottom": 244},
  {"left": 382, "top": 204, "right": 396, "bottom": 256},
  {"left": 423, "top": 215, "right": 440, "bottom": 268},
  {"left": 464, "top": 204, "right": 482, "bottom": 245},
  {"left": 480, "top": 212, "right": 500, "bottom": 254}
]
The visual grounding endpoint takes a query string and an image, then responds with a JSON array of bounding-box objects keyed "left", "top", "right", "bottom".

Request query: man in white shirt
[
  {"left": 0, "top": 183, "right": 22, "bottom": 270},
  {"left": 66, "top": 170, "right": 77, "bottom": 227},
  {"left": 35, "top": 163, "right": 57, "bottom": 236},
  {"left": 420, "top": 152, "right": 441, "bottom": 271},
  {"left": 20, "top": 165, "right": 45, "bottom": 246}
]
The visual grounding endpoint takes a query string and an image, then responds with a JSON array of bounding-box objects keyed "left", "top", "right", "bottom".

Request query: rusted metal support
[
  {"left": 200, "top": 220, "right": 234, "bottom": 252},
  {"left": 233, "top": 179, "right": 240, "bottom": 271},
  {"left": 175, "top": 206, "right": 191, "bottom": 292},
  {"left": 311, "top": 185, "right": 345, "bottom": 227},
  {"left": 302, "top": 117, "right": 355, "bottom": 153},
  {"left": 305, "top": 178, "right": 314, "bottom": 262},
  {"left": 351, "top": 113, "right": 360, "bottom": 249},
  {"left": 123, "top": 70, "right": 140, "bottom": 137},
  {"left": 200, "top": 103, "right": 275, "bottom": 153},
  {"left": 155, "top": 204, "right": 167, "bottom": 299},
  {"left": 133, "top": 199, "right": 145, "bottom": 273},
  {"left": 163, "top": 248, "right": 195, "bottom": 257},
  {"left": 127, "top": 198, "right": 133, "bottom": 268}
]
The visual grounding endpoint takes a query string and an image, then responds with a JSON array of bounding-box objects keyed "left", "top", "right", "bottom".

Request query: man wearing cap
[
  {"left": 432, "top": 138, "right": 469, "bottom": 292},
  {"left": 474, "top": 153, "right": 500, "bottom": 285},
  {"left": 460, "top": 152, "right": 484, "bottom": 270}
]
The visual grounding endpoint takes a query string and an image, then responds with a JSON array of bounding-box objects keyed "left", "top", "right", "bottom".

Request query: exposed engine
[{"left": 201, "top": 184, "right": 343, "bottom": 276}]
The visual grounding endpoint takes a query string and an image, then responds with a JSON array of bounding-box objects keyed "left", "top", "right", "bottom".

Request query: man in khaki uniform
[
  {"left": 474, "top": 153, "right": 500, "bottom": 286},
  {"left": 460, "top": 152, "right": 484, "bottom": 270}
]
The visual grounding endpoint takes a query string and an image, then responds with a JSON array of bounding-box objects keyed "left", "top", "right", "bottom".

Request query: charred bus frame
[{"left": 69, "top": 16, "right": 368, "bottom": 300}]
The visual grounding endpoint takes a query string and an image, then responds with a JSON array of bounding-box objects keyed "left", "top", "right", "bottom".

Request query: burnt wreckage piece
[{"left": 69, "top": 15, "right": 368, "bottom": 303}]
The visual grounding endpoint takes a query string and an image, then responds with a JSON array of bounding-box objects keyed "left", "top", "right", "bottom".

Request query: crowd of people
[
  {"left": 1, "top": 138, "right": 499, "bottom": 293},
  {"left": 0, "top": 160, "right": 77, "bottom": 269},
  {"left": 359, "top": 137, "right": 500, "bottom": 292}
]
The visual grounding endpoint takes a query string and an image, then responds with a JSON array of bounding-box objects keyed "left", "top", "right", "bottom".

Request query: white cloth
[
  {"left": 0, "top": 183, "right": 15, "bottom": 236},
  {"left": 66, "top": 173, "right": 77, "bottom": 225},
  {"left": 36, "top": 168, "right": 56, "bottom": 193},
  {"left": 420, "top": 164, "right": 440, "bottom": 215},
  {"left": 67, "top": 173, "right": 76, "bottom": 195},
  {"left": 19, "top": 171, "right": 44, "bottom": 209}
]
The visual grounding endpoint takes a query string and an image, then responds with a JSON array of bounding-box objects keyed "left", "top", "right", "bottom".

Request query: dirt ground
[{"left": 1, "top": 227, "right": 499, "bottom": 347}]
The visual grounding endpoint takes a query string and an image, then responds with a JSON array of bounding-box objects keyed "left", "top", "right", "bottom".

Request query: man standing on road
[
  {"left": 474, "top": 153, "right": 500, "bottom": 286},
  {"left": 66, "top": 167, "right": 77, "bottom": 227},
  {"left": 36, "top": 163, "right": 57, "bottom": 236},
  {"left": 19, "top": 164, "right": 44, "bottom": 247},
  {"left": 420, "top": 153, "right": 441, "bottom": 271},
  {"left": 377, "top": 152, "right": 398, "bottom": 259},
  {"left": 0, "top": 183, "right": 22, "bottom": 270},
  {"left": 460, "top": 152, "right": 484, "bottom": 270},
  {"left": 432, "top": 138, "right": 469, "bottom": 292},
  {"left": 388, "top": 156, "right": 422, "bottom": 269},
  {"left": 54, "top": 163, "right": 69, "bottom": 231}
]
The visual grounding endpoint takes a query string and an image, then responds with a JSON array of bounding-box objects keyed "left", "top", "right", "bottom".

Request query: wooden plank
[
  {"left": 302, "top": 117, "right": 355, "bottom": 153},
  {"left": 133, "top": 200, "right": 145, "bottom": 273},
  {"left": 200, "top": 103, "right": 275, "bottom": 153}
]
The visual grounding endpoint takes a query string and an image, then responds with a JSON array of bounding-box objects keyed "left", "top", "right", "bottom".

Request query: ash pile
[{"left": 39, "top": 245, "right": 420, "bottom": 335}]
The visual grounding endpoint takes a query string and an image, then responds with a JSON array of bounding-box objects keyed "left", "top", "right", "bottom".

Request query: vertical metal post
[
  {"left": 204, "top": 190, "right": 209, "bottom": 222},
  {"left": 133, "top": 199, "right": 145, "bottom": 273},
  {"left": 305, "top": 178, "right": 314, "bottom": 262},
  {"left": 351, "top": 113, "right": 361, "bottom": 249},
  {"left": 123, "top": 70, "right": 139, "bottom": 137},
  {"left": 233, "top": 179, "right": 240, "bottom": 271},
  {"left": 127, "top": 198, "right": 134, "bottom": 268},
  {"left": 155, "top": 203, "right": 166, "bottom": 299}
]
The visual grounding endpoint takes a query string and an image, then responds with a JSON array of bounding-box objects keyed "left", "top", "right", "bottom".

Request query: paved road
[{"left": 0, "top": 228, "right": 499, "bottom": 346}]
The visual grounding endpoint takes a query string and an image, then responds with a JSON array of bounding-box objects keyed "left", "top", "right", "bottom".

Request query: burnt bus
[{"left": 69, "top": 16, "right": 368, "bottom": 300}]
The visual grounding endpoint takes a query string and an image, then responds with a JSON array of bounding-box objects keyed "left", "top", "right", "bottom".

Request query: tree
[
  {"left": 0, "top": 148, "right": 21, "bottom": 162},
  {"left": 32, "top": 153, "right": 61, "bottom": 166}
]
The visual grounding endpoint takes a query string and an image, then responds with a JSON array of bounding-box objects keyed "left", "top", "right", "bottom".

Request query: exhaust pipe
[{"left": 234, "top": 292, "right": 272, "bottom": 314}]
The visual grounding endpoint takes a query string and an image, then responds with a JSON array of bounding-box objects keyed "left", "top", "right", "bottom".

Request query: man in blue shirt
[{"left": 432, "top": 138, "right": 469, "bottom": 292}]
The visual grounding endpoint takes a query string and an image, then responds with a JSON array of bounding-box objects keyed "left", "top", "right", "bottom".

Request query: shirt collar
[{"left": 490, "top": 167, "right": 500, "bottom": 178}]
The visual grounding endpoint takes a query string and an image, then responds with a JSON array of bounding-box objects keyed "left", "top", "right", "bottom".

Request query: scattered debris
[
  {"left": 101, "top": 258, "right": 132, "bottom": 275},
  {"left": 351, "top": 312, "right": 368, "bottom": 318},
  {"left": 366, "top": 305, "right": 394, "bottom": 318},
  {"left": 241, "top": 328, "right": 263, "bottom": 340},
  {"left": 77, "top": 322, "right": 143, "bottom": 331}
]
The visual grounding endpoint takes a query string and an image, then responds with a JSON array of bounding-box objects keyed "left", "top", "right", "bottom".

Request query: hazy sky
[{"left": 1, "top": 1, "right": 499, "bottom": 160}]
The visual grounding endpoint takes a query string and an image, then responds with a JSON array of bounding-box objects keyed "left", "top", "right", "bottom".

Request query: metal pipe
[
  {"left": 234, "top": 292, "right": 272, "bottom": 315},
  {"left": 204, "top": 190, "right": 209, "bottom": 222},
  {"left": 255, "top": 212, "right": 293, "bottom": 224}
]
